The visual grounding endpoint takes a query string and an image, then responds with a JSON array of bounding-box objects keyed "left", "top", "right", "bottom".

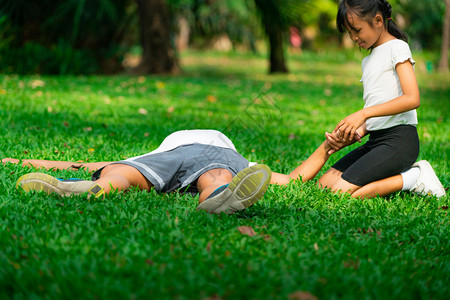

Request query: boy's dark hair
[{"left": 336, "top": 0, "right": 408, "bottom": 43}]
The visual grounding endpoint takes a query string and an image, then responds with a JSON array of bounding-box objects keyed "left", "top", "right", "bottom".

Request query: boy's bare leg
[
  {"left": 3, "top": 159, "right": 241, "bottom": 195},
  {"left": 94, "top": 164, "right": 154, "bottom": 193},
  {"left": 5, "top": 157, "right": 152, "bottom": 195},
  {"left": 196, "top": 165, "right": 272, "bottom": 214},
  {"left": 15, "top": 163, "right": 153, "bottom": 198},
  {"left": 197, "top": 168, "right": 234, "bottom": 203}
]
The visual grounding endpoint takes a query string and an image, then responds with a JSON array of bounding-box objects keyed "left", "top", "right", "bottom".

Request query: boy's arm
[
  {"left": 326, "top": 123, "right": 367, "bottom": 154},
  {"left": 270, "top": 129, "right": 365, "bottom": 185},
  {"left": 1, "top": 158, "right": 115, "bottom": 172},
  {"left": 270, "top": 141, "right": 332, "bottom": 185}
]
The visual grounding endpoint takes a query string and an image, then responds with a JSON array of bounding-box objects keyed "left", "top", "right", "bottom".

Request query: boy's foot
[
  {"left": 16, "top": 173, "right": 105, "bottom": 199},
  {"left": 411, "top": 160, "right": 446, "bottom": 198},
  {"left": 197, "top": 164, "right": 272, "bottom": 214}
]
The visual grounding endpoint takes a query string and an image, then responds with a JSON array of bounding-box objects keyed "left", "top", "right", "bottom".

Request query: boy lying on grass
[{"left": 2, "top": 129, "right": 445, "bottom": 214}]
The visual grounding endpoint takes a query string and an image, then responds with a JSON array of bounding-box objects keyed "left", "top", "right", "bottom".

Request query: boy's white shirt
[
  {"left": 151, "top": 130, "right": 236, "bottom": 153},
  {"left": 134, "top": 129, "right": 257, "bottom": 166},
  {"left": 361, "top": 39, "right": 418, "bottom": 131}
]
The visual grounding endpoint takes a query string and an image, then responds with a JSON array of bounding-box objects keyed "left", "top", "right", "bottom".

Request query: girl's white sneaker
[{"left": 411, "top": 160, "right": 446, "bottom": 198}]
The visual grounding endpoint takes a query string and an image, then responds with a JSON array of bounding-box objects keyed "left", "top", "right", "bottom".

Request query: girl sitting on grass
[{"left": 318, "top": 0, "right": 445, "bottom": 198}]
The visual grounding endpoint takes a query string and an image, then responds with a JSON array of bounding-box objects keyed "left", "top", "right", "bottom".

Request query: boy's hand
[
  {"left": 1, "top": 158, "right": 19, "bottom": 164},
  {"left": 325, "top": 130, "right": 362, "bottom": 155}
]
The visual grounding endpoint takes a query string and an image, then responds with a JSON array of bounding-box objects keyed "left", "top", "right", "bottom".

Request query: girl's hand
[{"left": 334, "top": 110, "right": 366, "bottom": 140}]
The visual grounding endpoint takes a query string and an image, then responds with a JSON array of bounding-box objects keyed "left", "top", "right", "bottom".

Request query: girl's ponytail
[{"left": 379, "top": 0, "right": 408, "bottom": 42}]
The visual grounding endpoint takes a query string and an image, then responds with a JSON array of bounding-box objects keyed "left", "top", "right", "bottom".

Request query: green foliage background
[{"left": 0, "top": 0, "right": 446, "bottom": 74}]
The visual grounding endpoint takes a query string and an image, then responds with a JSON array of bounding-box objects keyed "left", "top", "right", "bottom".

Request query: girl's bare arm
[{"left": 335, "top": 60, "right": 420, "bottom": 140}]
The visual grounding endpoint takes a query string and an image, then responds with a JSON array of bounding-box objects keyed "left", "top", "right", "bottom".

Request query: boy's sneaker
[
  {"left": 411, "top": 160, "right": 446, "bottom": 198},
  {"left": 16, "top": 172, "right": 105, "bottom": 199},
  {"left": 197, "top": 164, "right": 271, "bottom": 214}
]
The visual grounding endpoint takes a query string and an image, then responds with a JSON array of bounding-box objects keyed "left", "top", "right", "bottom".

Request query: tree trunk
[
  {"left": 254, "top": 0, "right": 288, "bottom": 74},
  {"left": 438, "top": 0, "right": 450, "bottom": 72},
  {"left": 267, "top": 24, "right": 288, "bottom": 73},
  {"left": 134, "top": 0, "right": 179, "bottom": 74}
]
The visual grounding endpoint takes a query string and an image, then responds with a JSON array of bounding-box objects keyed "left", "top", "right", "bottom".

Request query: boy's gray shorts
[{"left": 91, "top": 143, "right": 250, "bottom": 194}]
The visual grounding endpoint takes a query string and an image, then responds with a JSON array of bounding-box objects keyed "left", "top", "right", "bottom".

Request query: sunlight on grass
[{"left": 0, "top": 49, "right": 449, "bottom": 299}]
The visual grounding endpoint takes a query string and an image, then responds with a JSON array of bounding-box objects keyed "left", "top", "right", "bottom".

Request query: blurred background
[{"left": 0, "top": 0, "right": 448, "bottom": 75}]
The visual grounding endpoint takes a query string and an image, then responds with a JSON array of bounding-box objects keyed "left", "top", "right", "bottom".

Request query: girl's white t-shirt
[{"left": 361, "top": 39, "right": 418, "bottom": 131}]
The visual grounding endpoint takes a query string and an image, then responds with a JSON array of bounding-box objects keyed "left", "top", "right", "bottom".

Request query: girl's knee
[
  {"left": 318, "top": 168, "right": 342, "bottom": 189},
  {"left": 328, "top": 178, "right": 361, "bottom": 195}
]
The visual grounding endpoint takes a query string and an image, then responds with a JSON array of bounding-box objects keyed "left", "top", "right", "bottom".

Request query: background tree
[
  {"left": 168, "top": 0, "right": 260, "bottom": 52},
  {"left": 253, "top": 0, "right": 288, "bottom": 73},
  {"left": 393, "top": 0, "right": 445, "bottom": 50},
  {"left": 253, "top": 0, "right": 310, "bottom": 73},
  {"left": 439, "top": 0, "right": 450, "bottom": 72},
  {"left": 297, "top": 0, "right": 338, "bottom": 49},
  {"left": 133, "top": 0, "right": 179, "bottom": 74},
  {"left": 0, "top": 0, "right": 134, "bottom": 74},
  {"left": 0, "top": 0, "right": 447, "bottom": 75}
]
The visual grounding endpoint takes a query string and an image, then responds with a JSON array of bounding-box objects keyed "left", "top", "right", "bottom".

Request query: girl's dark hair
[{"left": 336, "top": 0, "right": 408, "bottom": 43}]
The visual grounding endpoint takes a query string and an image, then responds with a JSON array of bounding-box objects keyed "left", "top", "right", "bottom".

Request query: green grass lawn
[{"left": 0, "top": 49, "right": 449, "bottom": 299}]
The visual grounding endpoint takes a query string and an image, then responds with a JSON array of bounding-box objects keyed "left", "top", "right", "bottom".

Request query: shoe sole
[
  {"left": 16, "top": 173, "right": 105, "bottom": 199},
  {"left": 197, "top": 164, "right": 271, "bottom": 214}
]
